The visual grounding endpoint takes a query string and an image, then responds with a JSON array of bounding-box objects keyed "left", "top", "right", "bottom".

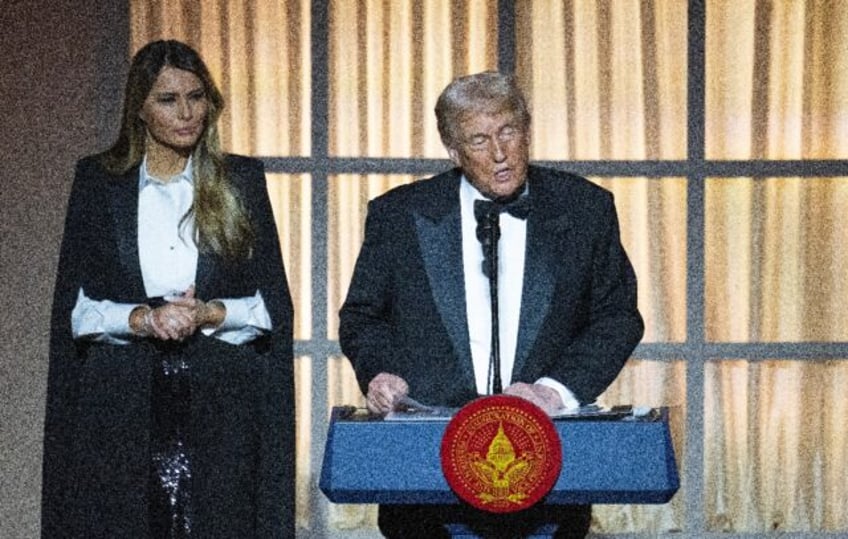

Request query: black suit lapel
[
  {"left": 513, "top": 173, "right": 574, "bottom": 378},
  {"left": 107, "top": 167, "right": 148, "bottom": 297},
  {"left": 413, "top": 171, "right": 476, "bottom": 389},
  {"left": 194, "top": 250, "right": 215, "bottom": 295}
]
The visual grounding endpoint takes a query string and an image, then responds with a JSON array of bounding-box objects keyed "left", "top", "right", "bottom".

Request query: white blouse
[{"left": 71, "top": 156, "right": 271, "bottom": 345}]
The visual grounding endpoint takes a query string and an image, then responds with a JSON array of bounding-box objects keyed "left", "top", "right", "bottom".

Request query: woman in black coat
[{"left": 41, "top": 40, "right": 295, "bottom": 538}]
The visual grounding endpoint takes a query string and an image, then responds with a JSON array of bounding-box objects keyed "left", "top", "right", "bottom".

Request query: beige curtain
[
  {"left": 516, "top": 0, "right": 687, "bottom": 161},
  {"left": 706, "top": 0, "right": 848, "bottom": 160},
  {"left": 515, "top": 1, "right": 689, "bottom": 532},
  {"left": 130, "top": 0, "right": 848, "bottom": 535},
  {"left": 329, "top": 0, "right": 498, "bottom": 157},
  {"left": 703, "top": 1, "right": 848, "bottom": 532},
  {"left": 705, "top": 360, "right": 848, "bottom": 531},
  {"left": 706, "top": 177, "right": 848, "bottom": 342}
]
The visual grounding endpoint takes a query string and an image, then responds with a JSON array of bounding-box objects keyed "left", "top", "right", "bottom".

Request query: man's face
[{"left": 447, "top": 109, "right": 530, "bottom": 200}]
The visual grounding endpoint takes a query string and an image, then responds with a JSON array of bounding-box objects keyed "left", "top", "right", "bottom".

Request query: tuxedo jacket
[
  {"left": 42, "top": 154, "right": 295, "bottom": 538},
  {"left": 340, "top": 165, "right": 643, "bottom": 407}
]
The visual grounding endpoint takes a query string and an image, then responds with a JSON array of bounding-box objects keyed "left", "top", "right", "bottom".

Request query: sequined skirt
[{"left": 148, "top": 356, "right": 193, "bottom": 537}]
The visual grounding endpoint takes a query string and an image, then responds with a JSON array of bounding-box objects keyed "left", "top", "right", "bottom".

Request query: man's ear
[{"left": 447, "top": 147, "right": 461, "bottom": 167}]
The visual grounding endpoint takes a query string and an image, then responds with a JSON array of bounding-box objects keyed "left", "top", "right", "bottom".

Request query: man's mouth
[{"left": 494, "top": 168, "right": 511, "bottom": 181}]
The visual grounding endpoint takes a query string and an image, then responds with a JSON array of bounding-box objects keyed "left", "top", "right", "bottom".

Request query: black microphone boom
[{"left": 475, "top": 206, "right": 502, "bottom": 394}]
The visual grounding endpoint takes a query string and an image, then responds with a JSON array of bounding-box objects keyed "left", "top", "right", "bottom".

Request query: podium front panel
[{"left": 320, "top": 407, "right": 679, "bottom": 505}]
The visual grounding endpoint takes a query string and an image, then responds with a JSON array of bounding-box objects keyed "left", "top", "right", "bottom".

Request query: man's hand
[
  {"left": 366, "top": 372, "right": 409, "bottom": 415},
  {"left": 503, "top": 382, "right": 563, "bottom": 415}
]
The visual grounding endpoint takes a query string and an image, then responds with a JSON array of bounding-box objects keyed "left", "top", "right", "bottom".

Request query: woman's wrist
[
  {"left": 129, "top": 305, "right": 153, "bottom": 336},
  {"left": 199, "top": 300, "right": 226, "bottom": 329}
]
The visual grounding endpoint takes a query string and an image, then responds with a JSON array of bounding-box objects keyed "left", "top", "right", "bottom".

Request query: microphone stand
[{"left": 484, "top": 210, "right": 502, "bottom": 394}]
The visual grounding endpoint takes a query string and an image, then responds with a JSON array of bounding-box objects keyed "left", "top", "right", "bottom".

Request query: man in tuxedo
[{"left": 339, "top": 71, "right": 644, "bottom": 539}]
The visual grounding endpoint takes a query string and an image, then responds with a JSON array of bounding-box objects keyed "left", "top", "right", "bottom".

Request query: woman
[{"left": 41, "top": 40, "right": 295, "bottom": 538}]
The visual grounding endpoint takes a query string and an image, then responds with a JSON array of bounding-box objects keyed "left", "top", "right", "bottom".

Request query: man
[{"left": 339, "top": 72, "right": 644, "bottom": 538}]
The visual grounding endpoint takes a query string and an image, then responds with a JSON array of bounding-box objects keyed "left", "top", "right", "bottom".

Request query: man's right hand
[{"left": 366, "top": 372, "right": 409, "bottom": 415}]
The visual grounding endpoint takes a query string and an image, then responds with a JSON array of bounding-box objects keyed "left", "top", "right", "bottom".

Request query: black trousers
[{"left": 378, "top": 503, "right": 591, "bottom": 539}]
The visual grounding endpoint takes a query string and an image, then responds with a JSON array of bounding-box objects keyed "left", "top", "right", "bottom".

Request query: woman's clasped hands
[{"left": 131, "top": 285, "right": 225, "bottom": 341}]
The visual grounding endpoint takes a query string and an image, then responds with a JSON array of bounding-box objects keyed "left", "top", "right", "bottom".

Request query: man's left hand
[{"left": 503, "top": 382, "right": 563, "bottom": 415}]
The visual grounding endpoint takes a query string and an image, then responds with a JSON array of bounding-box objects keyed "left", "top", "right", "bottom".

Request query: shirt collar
[{"left": 139, "top": 155, "right": 194, "bottom": 189}]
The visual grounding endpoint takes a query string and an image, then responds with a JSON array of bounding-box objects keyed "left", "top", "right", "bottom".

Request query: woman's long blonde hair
[{"left": 101, "top": 39, "right": 254, "bottom": 261}]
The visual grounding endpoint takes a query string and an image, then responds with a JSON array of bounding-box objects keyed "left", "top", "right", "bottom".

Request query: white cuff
[
  {"left": 535, "top": 377, "right": 581, "bottom": 410},
  {"left": 101, "top": 302, "right": 142, "bottom": 336},
  {"left": 71, "top": 287, "right": 141, "bottom": 344},
  {"left": 200, "top": 291, "right": 271, "bottom": 344}
]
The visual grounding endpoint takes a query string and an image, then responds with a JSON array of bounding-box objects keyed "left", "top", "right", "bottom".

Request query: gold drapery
[
  {"left": 706, "top": 0, "right": 848, "bottom": 160},
  {"left": 705, "top": 177, "right": 848, "bottom": 342},
  {"left": 329, "top": 0, "right": 498, "bottom": 157},
  {"left": 516, "top": 0, "right": 688, "bottom": 160},
  {"left": 130, "top": 0, "right": 848, "bottom": 535},
  {"left": 705, "top": 360, "right": 848, "bottom": 531},
  {"left": 703, "top": 0, "right": 848, "bottom": 531}
]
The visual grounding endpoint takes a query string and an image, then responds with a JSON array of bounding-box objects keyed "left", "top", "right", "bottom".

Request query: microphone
[{"left": 475, "top": 205, "right": 500, "bottom": 277}]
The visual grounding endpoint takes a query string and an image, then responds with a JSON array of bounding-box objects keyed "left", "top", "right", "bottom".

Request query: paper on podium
[
  {"left": 384, "top": 395, "right": 456, "bottom": 421},
  {"left": 384, "top": 398, "right": 656, "bottom": 421},
  {"left": 551, "top": 404, "right": 658, "bottom": 420}
]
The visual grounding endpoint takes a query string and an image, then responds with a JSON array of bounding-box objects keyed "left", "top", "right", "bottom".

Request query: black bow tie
[
  {"left": 473, "top": 195, "right": 532, "bottom": 222},
  {"left": 474, "top": 195, "right": 531, "bottom": 279}
]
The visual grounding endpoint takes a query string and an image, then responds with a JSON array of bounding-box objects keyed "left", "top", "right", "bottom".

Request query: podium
[{"left": 320, "top": 406, "right": 679, "bottom": 536}]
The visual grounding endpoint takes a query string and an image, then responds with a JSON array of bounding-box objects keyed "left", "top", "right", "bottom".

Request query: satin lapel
[
  {"left": 413, "top": 174, "right": 476, "bottom": 389},
  {"left": 107, "top": 168, "right": 147, "bottom": 296},
  {"left": 513, "top": 184, "right": 573, "bottom": 377},
  {"left": 194, "top": 247, "right": 215, "bottom": 295}
]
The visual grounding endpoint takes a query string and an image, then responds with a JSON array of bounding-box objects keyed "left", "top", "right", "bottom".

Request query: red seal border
[{"left": 440, "top": 395, "right": 562, "bottom": 513}]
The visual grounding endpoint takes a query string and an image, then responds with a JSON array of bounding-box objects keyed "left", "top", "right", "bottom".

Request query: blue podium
[{"left": 320, "top": 406, "right": 679, "bottom": 506}]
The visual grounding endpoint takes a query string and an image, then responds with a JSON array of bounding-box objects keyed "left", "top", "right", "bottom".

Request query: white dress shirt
[
  {"left": 71, "top": 156, "right": 271, "bottom": 345},
  {"left": 460, "top": 177, "right": 579, "bottom": 409}
]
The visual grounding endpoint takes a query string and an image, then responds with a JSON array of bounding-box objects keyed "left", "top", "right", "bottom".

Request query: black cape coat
[{"left": 41, "top": 154, "right": 295, "bottom": 538}]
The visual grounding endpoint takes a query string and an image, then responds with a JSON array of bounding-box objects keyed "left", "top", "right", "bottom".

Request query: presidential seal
[{"left": 440, "top": 395, "right": 562, "bottom": 513}]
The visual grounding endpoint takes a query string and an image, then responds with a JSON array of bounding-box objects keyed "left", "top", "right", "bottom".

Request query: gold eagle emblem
[{"left": 468, "top": 422, "right": 536, "bottom": 505}]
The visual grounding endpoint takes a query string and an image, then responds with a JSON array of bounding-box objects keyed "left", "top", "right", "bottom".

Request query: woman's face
[{"left": 139, "top": 66, "right": 208, "bottom": 154}]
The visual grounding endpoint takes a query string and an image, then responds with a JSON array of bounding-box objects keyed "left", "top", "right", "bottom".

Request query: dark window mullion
[
  {"left": 498, "top": 0, "right": 516, "bottom": 74},
  {"left": 686, "top": 1, "right": 707, "bottom": 538}
]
